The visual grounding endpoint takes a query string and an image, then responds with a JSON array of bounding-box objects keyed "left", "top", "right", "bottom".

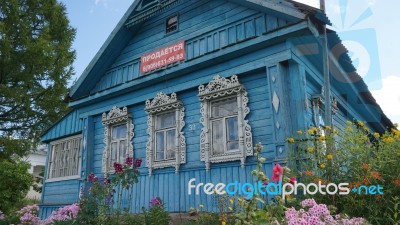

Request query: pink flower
[
  {"left": 149, "top": 197, "right": 163, "bottom": 208},
  {"left": 272, "top": 164, "right": 283, "bottom": 182},
  {"left": 290, "top": 177, "right": 296, "bottom": 185},
  {"left": 88, "top": 172, "right": 98, "bottom": 182},
  {"left": 103, "top": 177, "right": 111, "bottom": 185}
]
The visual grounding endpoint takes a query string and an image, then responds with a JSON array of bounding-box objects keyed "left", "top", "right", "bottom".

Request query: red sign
[{"left": 141, "top": 41, "right": 185, "bottom": 73}]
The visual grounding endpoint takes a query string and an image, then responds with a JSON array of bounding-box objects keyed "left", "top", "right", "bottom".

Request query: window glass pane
[
  {"left": 211, "top": 98, "right": 238, "bottom": 118},
  {"left": 112, "top": 124, "right": 127, "bottom": 139},
  {"left": 156, "top": 112, "right": 176, "bottom": 129},
  {"left": 156, "top": 131, "right": 165, "bottom": 160},
  {"left": 226, "top": 117, "right": 238, "bottom": 141},
  {"left": 166, "top": 129, "right": 176, "bottom": 159},
  {"left": 212, "top": 120, "right": 224, "bottom": 155},
  {"left": 226, "top": 117, "right": 239, "bottom": 151},
  {"left": 111, "top": 142, "right": 117, "bottom": 165},
  {"left": 119, "top": 140, "right": 127, "bottom": 163}
]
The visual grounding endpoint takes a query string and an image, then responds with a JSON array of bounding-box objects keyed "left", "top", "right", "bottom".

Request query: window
[
  {"left": 199, "top": 75, "right": 253, "bottom": 170},
  {"left": 109, "top": 124, "right": 128, "bottom": 168},
  {"left": 155, "top": 112, "right": 176, "bottom": 161},
  {"left": 47, "top": 135, "right": 82, "bottom": 181},
  {"left": 102, "top": 106, "right": 134, "bottom": 173},
  {"left": 210, "top": 98, "right": 239, "bottom": 155},
  {"left": 166, "top": 15, "right": 178, "bottom": 33},
  {"left": 145, "top": 92, "right": 186, "bottom": 175}
]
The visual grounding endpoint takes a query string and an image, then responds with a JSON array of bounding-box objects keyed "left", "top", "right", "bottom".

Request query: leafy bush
[
  {"left": 0, "top": 160, "right": 32, "bottom": 215},
  {"left": 143, "top": 197, "right": 171, "bottom": 225}
]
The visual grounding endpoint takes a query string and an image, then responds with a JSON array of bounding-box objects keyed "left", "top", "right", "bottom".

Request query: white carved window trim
[
  {"left": 46, "top": 135, "right": 82, "bottom": 182},
  {"left": 145, "top": 92, "right": 186, "bottom": 176},
  {"left": 199, "top": 75, "right": 253, "bottom": 171},
  {"left": 102, "top": 106, "right": 134, "bottom": 174}
]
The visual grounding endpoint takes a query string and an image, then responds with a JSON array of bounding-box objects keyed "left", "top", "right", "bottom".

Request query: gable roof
[{"left": 68, "top": 0, "right": 326, "bottom": 100}]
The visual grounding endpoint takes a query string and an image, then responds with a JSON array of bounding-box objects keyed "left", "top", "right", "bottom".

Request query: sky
[{"left": 60, "top": 0, "right": 400, "bottom": 124}]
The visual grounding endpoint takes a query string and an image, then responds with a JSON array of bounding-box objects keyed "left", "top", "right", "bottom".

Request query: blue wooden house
[{"left": 39, "top": 0, "right": 392, "bottom": 218}]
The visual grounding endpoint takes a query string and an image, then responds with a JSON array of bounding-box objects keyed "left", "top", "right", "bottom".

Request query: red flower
[
  {"left": 125, "top": 156, "right": 133, "bottom": 166},
  {"left": 272, "top": 164, "right": 283, "bottom": 182},
  {"left": 113, "top": 162, "right": 123, "bottom": 174},
  {"left": 134, "top": 159, "right": 142, "bottom": 168},
  {"left": 290, "top": 177, "right": 296, "bottom": 185},
  {"left": 88, "top": 172, "right": 98, "bottom": 182}
]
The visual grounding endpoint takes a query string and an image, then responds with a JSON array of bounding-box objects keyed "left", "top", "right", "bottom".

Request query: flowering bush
[
  {"left": 78, "top": 156, "right": 142, "bottom": 224},
  {"left": 0, "top": 211, "right": 4, "bottom": 220},
  {"left": 283, "top": 199, "right": 369, "bottom": 225},
  {"left": 18, "top": 204, "right": 40, "bottom": 225},
  {"left": 112, "top": 156, "right": 142, "bottom": 212},
  {"left": 287, "top": 122, "right": 400, "bottom": 224},
  {"left": 42, "top": 204, "right": 79, "bottom": 224},
  {"left": 143, "top": 197, "right": 170, "bottom": 225}
]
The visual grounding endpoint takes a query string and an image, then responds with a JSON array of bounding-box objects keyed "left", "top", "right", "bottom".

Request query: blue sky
[{"left": 60, "top": 0, "right": 400, "bottom": 124}]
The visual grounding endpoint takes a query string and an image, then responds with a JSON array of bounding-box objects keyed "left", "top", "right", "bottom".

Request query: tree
[
  {"left": 0, "top": 160, "right": 32, "bottom": 214},
  {"left": 0, "top": 0, "right": 75, "bottom": 159}
]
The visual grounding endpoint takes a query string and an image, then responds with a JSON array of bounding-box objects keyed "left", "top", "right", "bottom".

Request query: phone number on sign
[{"left": 142, "top": 53, "right": 184, "bottom": 73}]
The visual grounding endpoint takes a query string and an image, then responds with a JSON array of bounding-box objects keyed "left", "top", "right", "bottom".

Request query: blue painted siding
[
  {"left": 92, "top": 0, "right": 292, "bottom": 93},
  {"left": 42, "top": 110, "right": 83, "bottom": 142},
  {"left": 42, "top": 179, "right": 80, "bottom": 204},
  {"left": 85, "top": 69, "right": 278, "bottom": 213}
]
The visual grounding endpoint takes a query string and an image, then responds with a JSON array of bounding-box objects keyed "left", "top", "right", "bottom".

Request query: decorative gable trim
[
  {"left": 198, "top": 75, "right": 253, "bottom": 171},
  {"left": 126, "top": 0, "right": 182, "bottom": 28}
]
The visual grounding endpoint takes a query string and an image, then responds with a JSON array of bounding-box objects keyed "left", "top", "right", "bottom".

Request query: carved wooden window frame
[
  {"left": 102, "top": 106, "right": 134, "bottom": 174},
  {"left": 46, "top": 135, "right": 82, "bottom": 182},
  {"left": 198, "top": 75, "right": 253, "bottom": 171},
  {"left": 145, "top": 92, "right": 186, "bottom": 176}
]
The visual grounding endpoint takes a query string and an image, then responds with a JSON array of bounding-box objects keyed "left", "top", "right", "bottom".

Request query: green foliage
[
  {"left": 78, "top": 180, "right": 113, "bottom": 224},
  {"left": 0, "top": 160, "right": 32, "bottom": 215},
  {"left": 0, "top": 0, "right": 75, "bottom": 159},
  {"left": 288, "top": 122, "right": 400, "bottom": 224},
  {"left": 196, "top": 212, "right": 220, "bottom": 225},
  {"left": 143, "top": 202, "right": 171, "bottom": 225}
]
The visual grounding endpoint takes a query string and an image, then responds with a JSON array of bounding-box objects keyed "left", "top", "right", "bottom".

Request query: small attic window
[{"left": 166, "top": 15, "right": 178, "bottom": 33}]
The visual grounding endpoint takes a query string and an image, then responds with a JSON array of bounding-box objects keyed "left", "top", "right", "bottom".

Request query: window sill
[{"left": 45, "top": 175, "right": 81, "bottom": 183}]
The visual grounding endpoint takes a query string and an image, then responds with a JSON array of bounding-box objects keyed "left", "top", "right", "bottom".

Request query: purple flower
[
  {"left": 149, "top": 197, "right": 163, "bottom": 208},
  {"left": 134, "top": 158, "right": 142, "bottom": 168},
  {"left": 88, "top": 172, "right": 98, "bottom": 182}
]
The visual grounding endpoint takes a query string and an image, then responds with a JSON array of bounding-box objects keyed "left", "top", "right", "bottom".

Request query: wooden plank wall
[
  {"left": 91, "top": 0, "right": 291, "bottom": 93},
  {"left": 88, "top": 69, "right": 279, "bottom": 213}
]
